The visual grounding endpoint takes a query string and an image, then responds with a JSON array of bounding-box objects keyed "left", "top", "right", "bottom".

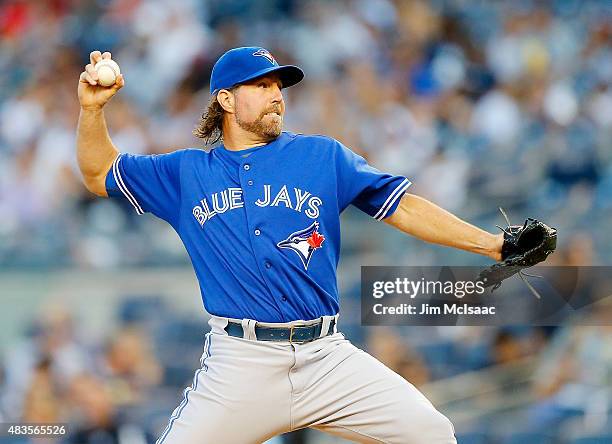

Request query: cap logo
[{"left": 253, "top": 49, "right": 276, "bottom": 65}]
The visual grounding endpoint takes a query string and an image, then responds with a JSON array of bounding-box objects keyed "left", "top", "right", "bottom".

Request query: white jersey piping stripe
[
  {"left": 113, "top": 155, "right": 144, "bottom": 214},
  {"left": 373, "top": 178, "right": 409, "bottom": 220},
  {"left": 112, "top": 155, "right": 137, "bottom": 213},
  {"left": 376, "top": 179, "right": 411, "bottom": 220},
  {"left": 113, "top": 154, "right": 144, "bottom": 215},
  {"left": 373, "top": 178, "right": 411, "bottom": 220}
]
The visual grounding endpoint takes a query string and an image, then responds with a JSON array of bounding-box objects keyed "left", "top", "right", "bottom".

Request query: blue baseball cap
[{"left": 209, "top": 46, "right": 304, "bottom": 95}]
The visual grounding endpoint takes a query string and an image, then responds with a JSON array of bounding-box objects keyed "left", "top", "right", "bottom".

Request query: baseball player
[{"left": 77, "top": 47, "right": 505, "bottom": 444}]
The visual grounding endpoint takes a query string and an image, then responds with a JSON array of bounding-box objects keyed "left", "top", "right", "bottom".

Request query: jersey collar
[{"left": 214, "top": 132, "right": 290, "bottom": 164}]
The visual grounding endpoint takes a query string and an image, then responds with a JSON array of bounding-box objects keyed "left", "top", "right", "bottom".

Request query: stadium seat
[
  {"left": 571, "top": 436, "right": 612, "bottom": 444},
  {"left": 503, "top": 432, "right": 555, "bottom": 444},
  {"left": 416, "top": 340, "right": 457, "bottom": 379},
  {"left": 455, "top": 431, "right": 490, "bottom": 444},
  {"left": 118, "top": 294, "right": 167, "bottom": 324}
]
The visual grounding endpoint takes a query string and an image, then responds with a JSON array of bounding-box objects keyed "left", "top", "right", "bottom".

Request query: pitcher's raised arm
[{"left": 76, "top": 50, "right": 124, "bottom": 197}]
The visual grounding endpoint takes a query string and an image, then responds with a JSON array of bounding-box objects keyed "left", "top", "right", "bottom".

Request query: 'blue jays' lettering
[{"left": 192, "top": 185, "right": 322, "bottom": 227}]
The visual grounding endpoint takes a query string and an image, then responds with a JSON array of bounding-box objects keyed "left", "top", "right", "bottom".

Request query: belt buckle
[
  {"left": 289, "top": 324, "right": 310, "bottom": 344},
  {"left": 290, "top": 324, "right": 320, "bottom": 344},
  {"left": 289, "top": 325, "right": 296, "bottom": 345}
]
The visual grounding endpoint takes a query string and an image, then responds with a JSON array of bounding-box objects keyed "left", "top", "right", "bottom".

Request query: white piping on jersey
[
  {"left": 113, "top": 154, "right": 144, "bottom": 215},
  {"left": 374, "top": 178, "right": 411, "bottom": 221}
]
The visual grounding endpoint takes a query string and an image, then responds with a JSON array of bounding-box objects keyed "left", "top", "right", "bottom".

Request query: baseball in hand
[{"left": 94, "top": 59, "right": 121, "bottom": 87}]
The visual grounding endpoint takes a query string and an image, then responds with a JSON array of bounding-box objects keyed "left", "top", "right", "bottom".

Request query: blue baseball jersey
[{"left": 105, "top": 132, "right": 411, "bottom": 322}]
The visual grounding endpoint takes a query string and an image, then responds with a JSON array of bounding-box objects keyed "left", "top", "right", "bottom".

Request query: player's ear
[{"left": 217, "top": 89, "right": 235, "bottom": 114}]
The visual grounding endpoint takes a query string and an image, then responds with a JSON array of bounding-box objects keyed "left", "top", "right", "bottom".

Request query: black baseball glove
[{"left": 478, "top": 209, "right": 557, "bottom": 297}]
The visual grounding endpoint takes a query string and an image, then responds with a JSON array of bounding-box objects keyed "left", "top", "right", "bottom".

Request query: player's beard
[{"left": 235, "top": 106, "right": 283, "bottom": 140}]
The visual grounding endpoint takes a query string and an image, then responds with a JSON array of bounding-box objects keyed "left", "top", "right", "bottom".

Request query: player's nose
[{"left": 270, "top": 83, "right": 283, "bottom": 103}]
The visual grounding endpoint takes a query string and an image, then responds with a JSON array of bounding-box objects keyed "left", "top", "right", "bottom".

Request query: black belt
[{"left": 225, "top": 318, "right": 336, "bottom": 344}]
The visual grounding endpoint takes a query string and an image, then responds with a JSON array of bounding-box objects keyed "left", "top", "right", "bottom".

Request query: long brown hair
[
  {"left": 193, "top": 86, "right": 238, "bottom": 145},
  {"left": 193, "top": 94, "right": 226, "bottom": 146}
]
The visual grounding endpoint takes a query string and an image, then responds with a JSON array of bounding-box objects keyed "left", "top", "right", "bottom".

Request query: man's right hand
[{"left": 78, "top": 50, "right": 124, "bottom": 110}]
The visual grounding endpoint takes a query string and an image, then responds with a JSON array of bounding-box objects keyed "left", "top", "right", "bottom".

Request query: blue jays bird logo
[
  {"left": 277, "top": 221, "right": 325, "bottom": 270},
  {"left": 253, "top": 49, "right": 276, "bottom": 65}
]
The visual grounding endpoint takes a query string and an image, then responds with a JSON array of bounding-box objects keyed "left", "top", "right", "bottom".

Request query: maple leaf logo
[{"left": 307, "top": 231, "right": 325, "bottom": 249}]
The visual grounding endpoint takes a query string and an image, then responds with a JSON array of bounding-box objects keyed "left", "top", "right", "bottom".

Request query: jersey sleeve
[
  {"left": 334, "top": 140, "right": 411, "bottom": 220},
  {"left": 105, "top": 151, "right": 185, "bottom": 225}
]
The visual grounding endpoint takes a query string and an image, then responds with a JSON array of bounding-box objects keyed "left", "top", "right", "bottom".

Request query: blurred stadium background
[{"left": 1, "top": 0, "right": 611, "bottom": 443}]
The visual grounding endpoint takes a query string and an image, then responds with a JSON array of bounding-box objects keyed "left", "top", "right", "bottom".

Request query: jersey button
[
  {"left": 247, "top": 180, "right": 253, "bottom": 186},
  {"left": 265, "top": 261, "right": 272, "bottom": 269},
  {"left": 254, "top": 229, "right": 261, "bottom": 236},
  {"left": 281, "top": 295, "right": 287, "bottom": 301},
  {"left": 243, "top": 164, "right": 250, "bottom": 171}
]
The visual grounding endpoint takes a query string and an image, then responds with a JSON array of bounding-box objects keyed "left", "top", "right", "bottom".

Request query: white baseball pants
[{"left": 156, "top": 316, "right": 457, "bottom": 444}]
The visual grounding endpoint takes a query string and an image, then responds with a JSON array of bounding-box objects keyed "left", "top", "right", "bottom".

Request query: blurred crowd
[
  {"left": 1, "top": 0, "right": 611, "bottom": 443},
  {"left": 0, "top": 0, "right": 610, "bottom": 268},
  {"left": 1, "top": 304, "right": 163, "bottom": 443}
]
